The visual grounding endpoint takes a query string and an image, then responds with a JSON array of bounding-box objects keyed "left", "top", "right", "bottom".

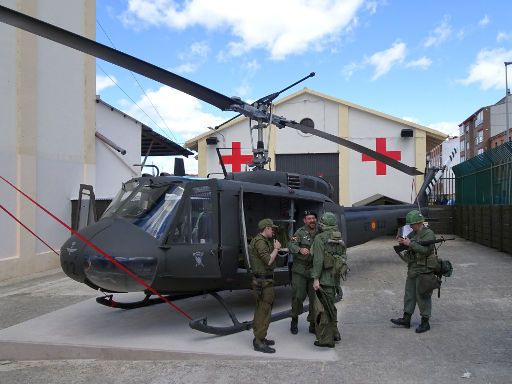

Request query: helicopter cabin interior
[{"left": 238, "top": 191, "right": 323, "bottom": 272}]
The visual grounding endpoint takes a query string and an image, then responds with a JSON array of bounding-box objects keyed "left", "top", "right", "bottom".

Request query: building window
[
  {"left": 460, "top": 140, "right": 465, "bottom": 151},
  {"left": 477, "top": 148, "right": 484, "bottom": 155},
  {"left": 475, "top": 111, "right": 483, "bottom": 126},
  {"left": 466, "top": 141, "right": 470, "bottom": 150},
  {"left": 464, "top": 123, "right": 469, "bottom": 133},
  {"left": 297, "top": 118, "right": 314, "bottom": 137},
  {"left": 474, "top": 130, "right": 483, "bottom": 145}
]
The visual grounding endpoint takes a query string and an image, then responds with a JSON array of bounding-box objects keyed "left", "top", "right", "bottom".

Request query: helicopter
[{"left": 0, "top": 5, "right": 437, "bottom": 335}]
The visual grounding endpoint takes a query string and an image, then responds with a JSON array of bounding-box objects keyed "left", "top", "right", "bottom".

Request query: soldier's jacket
[
  {"left": 249, "top": 233, "right": 276, "bottom": 275},
  {"left": 287, "top": 225, "right": 319, "bottom": 275},
  {"left": 404, "top": 226, "right": 437, "bottom": 277},
  {"left": 311, "top": 225, "right": 346, "bottom": 287}
]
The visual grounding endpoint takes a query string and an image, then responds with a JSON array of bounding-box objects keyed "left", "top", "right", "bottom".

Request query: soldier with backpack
[
  {"left": 311, "top": 212, "right": 347, "bottom": 348},
  {"left": 391, "top": 210, "right": 437, "bottom": 333}
]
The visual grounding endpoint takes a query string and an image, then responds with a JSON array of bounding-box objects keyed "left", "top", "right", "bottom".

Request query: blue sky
[{"left": 95, "top": 0, "right": 512, "bottom": 173}]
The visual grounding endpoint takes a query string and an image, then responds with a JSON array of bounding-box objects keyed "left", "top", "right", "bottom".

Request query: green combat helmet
[
  {"left": 320, "top": 212, "right": 337, "bottom": 227},
  {"left": 405, "top": 210, "right": 424, "bottom": 225}
]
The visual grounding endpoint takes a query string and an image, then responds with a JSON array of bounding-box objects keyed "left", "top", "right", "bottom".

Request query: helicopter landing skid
[
  {"left": 189, "top": 291, "right": 343, "bottom": 336},
  {"left": 96, "top": 292, "right": 197, "bottom": 310}
]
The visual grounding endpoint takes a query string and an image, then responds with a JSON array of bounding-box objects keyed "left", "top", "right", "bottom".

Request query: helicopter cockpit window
[
  {"left": 133, "top": 185, "right": 184, "bottom": 240},
  {"left": 102, "top": 179, "right": 140, "bottom": 218},
  {"left": 171, "top": 185, "right": 213, "bottom": 244}
]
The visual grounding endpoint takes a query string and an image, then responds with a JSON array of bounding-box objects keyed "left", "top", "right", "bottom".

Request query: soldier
[
  {"left": 311, "top": 212, "right": 346, "bottom": 348},
  {"left": 249, "top": 218, "right": 281, "bottom": 353},
  {"left": 287, "top": 210, "right": 319, "bottom": 335},
  {"left": 391, "top": 210, "right": 437, "bottom": 333}
]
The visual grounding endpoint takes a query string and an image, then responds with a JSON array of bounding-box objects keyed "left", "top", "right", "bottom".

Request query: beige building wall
[{"left": 0, "top": 1, "right": 96, "bottom": 281}]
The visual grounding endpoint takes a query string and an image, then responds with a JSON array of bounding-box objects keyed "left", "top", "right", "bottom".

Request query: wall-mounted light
[{"left": 206, "top": 136, "right": 219, "bottom": 145}]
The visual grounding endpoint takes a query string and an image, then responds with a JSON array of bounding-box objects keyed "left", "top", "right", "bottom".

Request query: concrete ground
[{"left": 0, "top": 235, "right": 511, "bottom": 383}]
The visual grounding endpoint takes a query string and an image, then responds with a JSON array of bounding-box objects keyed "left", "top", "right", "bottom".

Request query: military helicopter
[{"left": 0, "top": 5, "right": 435, "bottom": 335}]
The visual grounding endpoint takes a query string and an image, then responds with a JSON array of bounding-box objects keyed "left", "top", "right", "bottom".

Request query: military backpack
[{"left": 325, "top": 231, "right": 348, "bottom": 280}]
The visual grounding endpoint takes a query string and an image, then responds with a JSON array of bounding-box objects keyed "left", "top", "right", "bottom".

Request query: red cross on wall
[
  {"left": 361, "top": 138, "right": 401, "bottom": 176},
  {"left": 221, "top": 141, "right": 253, "bottom": 172}
]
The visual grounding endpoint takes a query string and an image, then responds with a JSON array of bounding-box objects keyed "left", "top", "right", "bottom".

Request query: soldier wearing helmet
[
  {"left": 391, "top": 210, "right": 437, "bottom": 333},
  {"left": 310, "top": 212, "right": 346, "bottom": 348}
]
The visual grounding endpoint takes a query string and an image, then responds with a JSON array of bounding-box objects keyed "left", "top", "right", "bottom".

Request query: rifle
[{"left": 393, "top": 237, "right": 455, "bottom": 256}]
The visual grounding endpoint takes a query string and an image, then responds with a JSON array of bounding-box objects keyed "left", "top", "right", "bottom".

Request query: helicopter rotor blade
[
  {"left": 0, "top": 5, "right": 240, "bottom": 111},
  {"left": 280, "top": 120, "right": 423, "bottom": 176}
]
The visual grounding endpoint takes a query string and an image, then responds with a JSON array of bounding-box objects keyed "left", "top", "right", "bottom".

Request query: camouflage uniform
[
  {"left": 391, "top": 210, "right": 437, "bottom": 333},
  {"left": 311, "top": 213, "right": 346, "bottom": 346},
  {"left": 288, "top": 225, "right": 318, "bottom": 329},
  {"left": 402, "top": 226, "right": 437, "bottom": 318}
]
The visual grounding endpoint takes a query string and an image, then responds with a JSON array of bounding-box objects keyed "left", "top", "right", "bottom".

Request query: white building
[
  {"left": 186, "top": 88, "right": 447, "bottom": 206},
  {"left": 0, "top": 1, "right": 96, "bottom": 281},
  {"left": 0, "top": 2, "right": 191, "bottom": 281}
]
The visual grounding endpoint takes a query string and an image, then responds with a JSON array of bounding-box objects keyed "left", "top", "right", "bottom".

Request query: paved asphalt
[{"left": 0, "top": 235, "right": 511, "bottom": 383}]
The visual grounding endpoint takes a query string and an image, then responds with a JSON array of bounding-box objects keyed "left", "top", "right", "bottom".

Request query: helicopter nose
[{"left": 61, "top": 219, "right": 160, "bottom": 292}]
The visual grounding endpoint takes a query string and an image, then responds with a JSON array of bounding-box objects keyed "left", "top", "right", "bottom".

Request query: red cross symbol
[
  {"left": 361, "top": 138, "right": 401, "bottom": 176},
  {"left": 221, "top": 141, "right": 253, "bottom": 172}
]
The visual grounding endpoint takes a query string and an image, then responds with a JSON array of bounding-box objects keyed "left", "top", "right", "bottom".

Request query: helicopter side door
[{"left": 163, "top": 180, "right": 221, "bottom": 281}]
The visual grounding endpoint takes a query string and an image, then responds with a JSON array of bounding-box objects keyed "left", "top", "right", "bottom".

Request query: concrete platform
[{"left": 0, "top": 287, "right": 335, "bottom": 361}]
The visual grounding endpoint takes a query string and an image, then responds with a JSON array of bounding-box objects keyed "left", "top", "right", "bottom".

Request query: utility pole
[{"left": 505, "top": 62, "right": 512, "bottom": 142}]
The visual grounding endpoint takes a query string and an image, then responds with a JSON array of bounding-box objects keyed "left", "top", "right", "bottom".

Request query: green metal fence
[{"left": 453, "top": 142, "right": 512, "bottom": 205}]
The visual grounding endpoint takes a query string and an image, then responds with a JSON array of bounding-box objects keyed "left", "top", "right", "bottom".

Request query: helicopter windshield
[{"left": 102, "top": 181, "right": 185, "bottom": 240}]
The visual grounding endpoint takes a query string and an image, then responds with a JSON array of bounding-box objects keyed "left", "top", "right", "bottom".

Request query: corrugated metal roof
[{"left": 97, "top": 96, "right": 193, "bottom": 157}]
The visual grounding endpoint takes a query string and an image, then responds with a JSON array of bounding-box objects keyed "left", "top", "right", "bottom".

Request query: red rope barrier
[
  {"left": 0, "top": 175, "right": 192, "bottom": 320},
  {"left": 0, "top": 204, "right": 60, "bottom": 256}
]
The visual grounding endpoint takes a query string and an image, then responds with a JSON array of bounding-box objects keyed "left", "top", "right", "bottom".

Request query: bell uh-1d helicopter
[{"left": 1, "top": 5, "right": 433, "bottom": 335}]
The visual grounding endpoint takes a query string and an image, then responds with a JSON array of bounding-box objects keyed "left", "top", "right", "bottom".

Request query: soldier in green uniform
[
  {"left": 249, "top": 218, "right": 282, "bottom": 353},
  {"left": 391, "top": 210, "right": 437, "bottom": 333},
  {"left": 288, "top": 210, "right": 319, "bottom": 335},
  {"left": 311, "top": 212, "right": 346, "bottom": 348}
]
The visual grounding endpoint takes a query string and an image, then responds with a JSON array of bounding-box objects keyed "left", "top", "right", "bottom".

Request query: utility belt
[{"left": 253, "top": 273, "right": 274, "bottom": 280}]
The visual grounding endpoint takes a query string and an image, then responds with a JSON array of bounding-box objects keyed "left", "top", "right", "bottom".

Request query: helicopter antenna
[{"left": 214, "top": 72, "right": 315, "bottom": 130}]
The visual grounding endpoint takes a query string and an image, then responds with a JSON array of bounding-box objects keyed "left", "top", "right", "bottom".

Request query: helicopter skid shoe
[
  {"left": 96, "top": 292, "right": 197, "bottom": 310},
  {"left": 189, "top": 291, "right": 343, "bottom": 336}
]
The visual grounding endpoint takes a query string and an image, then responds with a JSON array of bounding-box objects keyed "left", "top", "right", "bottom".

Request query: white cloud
[
  {"left": 96, "top": 74, "right": 117, "bottom": 93},
  {"left": 405, "top": 56, "right": 432, "bottom": 70},
  {"left": 124, "top": 85, "right": 225, "bottom": 141},
  {"left": 172, "top": 63, "right": 198, "bottom": 74},
  {"left": 478, "top": 15, "right": 490, "bottom": 27},
  {"left": 460, "top": 48, "right": 512, "bottom": 90},
  {"left": 341, "top": 61, "right": 363, "bottom": 79},
  {"left": 428, "top": 121, "right": 460, "bottom": 137},
  {"left": 122, "top": 0, "right": 366, "bottom": 60},
  {"left": 366, "top": 41, "right": 406, "bottom": 80},
  {"left": 497, "top": 32, "right": 512, "bottom": 42},
  {"left": 423, "top": 16, "right": 452, "bottom": 48},
  {"left": 173, "top": 41, "right": 209, "bottom": 73}
]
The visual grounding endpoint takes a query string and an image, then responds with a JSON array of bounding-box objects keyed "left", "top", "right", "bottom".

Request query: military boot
[
  {"left": 290, "top": 317, "right": 298, "bottom": 334},
  {"left": 415, "top": 317, "right": 430, "bottom": 333},
  {"left": 309, "top": 323, "right": 316, "bottom": 334},
  {"left": 262, "top": 338, "right": 275, "bottom": 346},
  {"left": 390, "top": 312, "right": 411, "bottom": 328},
  {"left": 253, "top": 338, "right": 276, "bottom": 353},
  {"left": 334, "top": 329, "right": 341, "bottom": 342}
]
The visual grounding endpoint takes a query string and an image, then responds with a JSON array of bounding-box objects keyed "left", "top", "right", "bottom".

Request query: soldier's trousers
[
  {"left": 315, "top": 286, "right": 338, "bottom": 344},
  {"left": 252, "top": 279, "right": 274, "bottom": 340},
  {"left": 291, "top": 272, "right": 315, "bottom": 323},
  {"left": 404, "top": 275, "right": 432, "bottom": 318}
]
